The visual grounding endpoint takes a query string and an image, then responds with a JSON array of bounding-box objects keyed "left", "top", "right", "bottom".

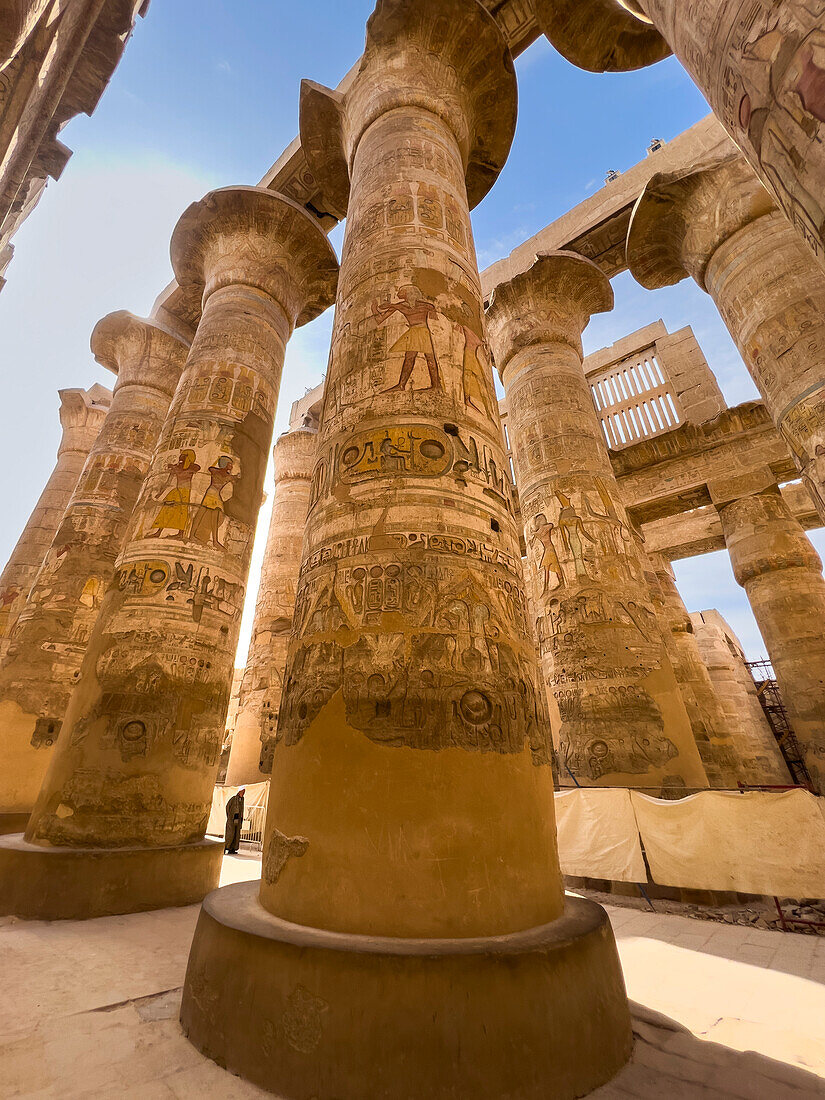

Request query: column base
[
  {"left": 181, "top": 882, "right": 632, "bottom": 1100},
  {"left": 0, "top": 812, "right": 29, "bottom": 835},
  {"left": 0, "top": 833, "right": 223, "bottom": 920}
]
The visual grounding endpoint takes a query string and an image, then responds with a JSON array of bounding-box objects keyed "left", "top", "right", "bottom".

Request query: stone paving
[{"left": 2, "top": 852, "right": 824, "bottom": 1098}]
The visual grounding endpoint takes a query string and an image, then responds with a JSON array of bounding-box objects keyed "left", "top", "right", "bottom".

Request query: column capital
[
  {"left": 485, "top": 250, "right": 613, "bottom": 377},
  {"left": 56, "top": 385, "right": 111, "bottom": 455},
  {"left": 535, "top": 0, "right": 669, "bottom": 73},
  {"left": 170, "top": 187, "right": 339, "bottom": 327},
  {"left": 0, "top": 0, "right": 49, "bottom": 63},
  {"left": 91, "top": 310, "right": 190, "bottom": 397},
  {"left": 627, "top": 152, "right": 774, "bottom": 290},
  {"left": 272, "top": 427, "right": 317, "bottom": 483},
  {"left": 719, "top": 485, "right": 823, "bottom": 584},
  {"left": 299, "top": 0, "right": 517, "bottom": 216}
]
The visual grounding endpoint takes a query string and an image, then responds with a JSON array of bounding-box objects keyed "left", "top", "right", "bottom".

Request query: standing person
[{"left": 224, "top": 788, "right": 245, "bottom": 854}]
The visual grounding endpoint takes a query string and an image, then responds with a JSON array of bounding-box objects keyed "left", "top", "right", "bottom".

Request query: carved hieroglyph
[
  {"left": 486, "top": 251, "right": 708, "bottom": 792},
  {"left": 649, "top": 552, "right": 789, "bottom": 787},
  {"left": 225, "top": 426, "right": 317, "bottom": 784},
  {"left": 23, "top": 188, "right": 338, "bottom": 851},
  {"left": 0, "top": 385, "right": 110, "bottom": 658},
  {"left": 717, "top": 484, "right": 825, "bottom": 794},
  {"left": 0, "top": 315, "right": 187, "bottom": 822},
  {"left": 627, "top": 152, "right": 825, "bottom": 524},
  {"left": 260, "top": 0, "right": 565, "bottom": 940},
  {"left": 536, "top": 0, "right": 825, "bottom": 269}
]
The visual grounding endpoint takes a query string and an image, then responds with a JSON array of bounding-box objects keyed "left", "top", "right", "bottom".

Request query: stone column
[
  {"left": 715, "top": 481, "right": 825, "bottom": 793},
  {"left": 224, "top": 425, "right": 317, "bottom": 785},
  {"left": 180, "top": 5, "right": 631, "bottom": 1098},
  {"left": 649, "top": 552, "right": 790, "bottom": 787},
  {"left": 536, "top": 0, "right": 825, "bottom": 269},
  {"left": 0, "top": 314, "right": 188, "bottom": 833},
  {"left": 0, "top": 187, "right": 338, "bottom": 921},
  {"left": 627, "top": 152, "right": 825, "bottom": 523},
  {"left": 0, "top": 385, "right": 110, "bottom": 659},
  {"left": 690, "top": 609, "right": 794, "bottom": 785},
  {"left": 486, "top": 251, "right": 707, "bottom": 794}
]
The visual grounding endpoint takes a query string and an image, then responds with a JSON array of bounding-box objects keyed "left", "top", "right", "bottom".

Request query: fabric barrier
[
  {"left": 553, "top": 788, "right": 646, "bottom": 883},
  {"left": 630, "top": 789, "right": 825, "bottom": 898},
  {"left": 207, "top": 781, "right": 269, "bottom": 838}
]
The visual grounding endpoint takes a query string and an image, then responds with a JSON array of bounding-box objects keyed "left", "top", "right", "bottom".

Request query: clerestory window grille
[{"left": 588, "top": 347, "right": 682, "bottom": 449}]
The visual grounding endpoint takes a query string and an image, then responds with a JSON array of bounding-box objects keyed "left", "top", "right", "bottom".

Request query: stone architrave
[
  {"left": 225, "top": 425, "right": 317, "bottom": 786},
  {"left": 0, "top": 187, "right": 339, "bottom": 922},
  {"left": 486, "top": 251, "right": 708, "bottom": 793},
  {"left": 627, "top": 153, "right": 825, "bottom": 524},
  {"left": 715, "top": 481, "right": 825, "bottom": 794},
  {"left": 535, "top": 0, "right": 825, "bottom": 270},
  {"left": 0, "top": 314, "right": 187, "bottom": 834},
  {"left": 0, "top": 385, "right": 110, "bottom": 660},
  {"left": 648, "top": 552, "right": 789, "bottom": 787},
  {"left": 179, "top": 5, "right": 631, "bottom": 1099}
]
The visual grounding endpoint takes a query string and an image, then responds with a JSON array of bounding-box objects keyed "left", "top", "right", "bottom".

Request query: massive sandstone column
[
  {"left": 0, "top": 187, "right": 338, "bottom": 919},
  {"left": 0, "top": 385, "right": 110, "bottom": 661},
  {"left": 224, "top": 424, "right": 317, "bottom": 785},
  {"left": 627, "top": 153, "right": 825, "bottom": 523},
  {"left": 180, "top": 4, "right": 631, "bottom": 1098},
  {"left": 486, "top": 251, "right": 707, "bottom": 793},
  {"left": 716, "top": 482, "right": 825, "bottom": 793},
  {"left": 0, "top": 315, "right": 187, "bottom": 834},
  {"left": 649, "top": 552, "right": 789, "bottom": 787},
  {"left": 536, "top": 0, "right": 825, "bottom": 269}
]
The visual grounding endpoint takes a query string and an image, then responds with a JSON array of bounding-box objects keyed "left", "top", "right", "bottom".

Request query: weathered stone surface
[
  {"left": 628, "top": 151, "right": 825, "bottom": 523},
  {"left": 715, "top": 484, "right": 825, "bottom": 793},
  {"left": 0, "top": 384, "right": 110, "bottom": 658},
  {"left": 225, "top": 425, "right": 317, "bottom": 784},
  {"left": 0, "top": 313, "right": 187, "bottom": 824},
  {"left": 487, "top": 251, "right": 707, "bottom": 792},
  {"left": 19, "top": 188, "right": 337, "bottom": 878},
  {"left": 538, "top": 0, "right": 825, "bottom": 269}
]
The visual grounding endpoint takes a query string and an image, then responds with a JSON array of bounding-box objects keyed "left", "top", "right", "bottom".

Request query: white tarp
[
  {"left": 207, "top": 781, "right": 269, "bottom": 838},
  {"left": 553, "top": 787, "right": 647, "bottom": 883},
  {"left": 631, "top": 789, "right": 825, "bottom": 898}
]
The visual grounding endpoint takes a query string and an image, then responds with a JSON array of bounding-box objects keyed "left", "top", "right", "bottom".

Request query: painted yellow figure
[
  {"left": 555, "top": 490, "right": 597, "bottom": 578},
  {"left": 147, "top": 449, "right": 200, "bottom": 538},
  {"left": 374, "top": 284, "right": 441, "bottom": 392},
  {"left": 532, "top": 513, "right": 563, "bottom": 594},
  {"left": 190, "top": 455, "right": 240, "bottom": 548},
  {"left": 458, "top": 320, "right": 496, "bottom": 419}
]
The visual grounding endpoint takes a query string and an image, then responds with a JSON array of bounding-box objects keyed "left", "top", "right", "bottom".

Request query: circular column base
[
  {"left": 0, "top": 812, "right": 29, "bottom": 836},
  {"left": 181, "top": 882, "right": 632, "bottom": 1099},
  {"left": 0, "top": 833, "right": 223, "bottom": 920}
]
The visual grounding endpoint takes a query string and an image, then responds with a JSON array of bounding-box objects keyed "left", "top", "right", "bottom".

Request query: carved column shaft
[
  {"left": 224, "top": 426, "right": 317, "bottom": 785},
  {"left": 718, "top": 486, "right": 825, "bottom": 792},
  {"left": 0, "top": 386, "right": 109, "bottom": 658},
  {"left": 627, "top": 155, "right": 825, "bottom": 522},
  {"left": 24, "top": 188, "right": 338, "bottom": 856},
  {"left": 487, "top": 252, "right": 707, "bottom": 793},
  {"left": 0, "top": 317, "right": 186, "bottom": 822},
  {"left": 704, "top": 209, "right": 825, "bottom": 520},
  {"left": 649, "top": 552, "right": 789, "bottom": 786}
]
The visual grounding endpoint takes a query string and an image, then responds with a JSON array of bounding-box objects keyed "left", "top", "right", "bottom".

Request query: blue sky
[{"left": 1, "top": 0, "right": 821, "bottom": 661}]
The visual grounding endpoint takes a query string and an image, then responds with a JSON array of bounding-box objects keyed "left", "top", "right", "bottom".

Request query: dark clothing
[{"left": 224, "top": 793, "right": 245, "bottom": 853}]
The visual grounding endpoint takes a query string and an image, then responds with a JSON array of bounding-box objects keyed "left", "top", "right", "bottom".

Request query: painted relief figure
[
  {"left": 555, "top": 491, "right": 597, "bottom": 577},
  {"left": 190, "top": 456, "right": 240, "bottom": 548},
  {"left": 0, "top": 585, "right": 20, "bottom": 636},
  {"left": 458, "top": 317, "right": 496, "bottom": 420},
  {"left": 373, "top": 284, "right": 442, "bottom": 393},
  {"left": 147, "top": 449, "right": 201, "bottom": 538},
  {"left": 532, "top": 513, "right": 563, "bottom": 594}
]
